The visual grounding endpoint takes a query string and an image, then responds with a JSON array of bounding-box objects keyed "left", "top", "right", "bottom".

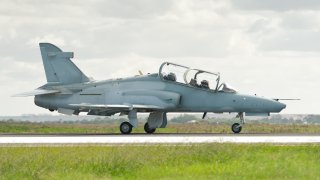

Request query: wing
[
  {"left": 69, "top": 103, "right": 164, "bottom": 111},
  {"left": 12, "top": 89, "right": 60, "bottom": 97}
]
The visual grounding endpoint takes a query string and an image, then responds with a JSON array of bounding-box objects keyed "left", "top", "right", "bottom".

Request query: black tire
[
  {"left": 120, "top": 122, "right": 133, "bottom": 134},
  {"left": 231, "top": 123, "right": 242, "bottom": 133},
  {"left": 144, "top": 123, "right": 156, "bottom": 134}
]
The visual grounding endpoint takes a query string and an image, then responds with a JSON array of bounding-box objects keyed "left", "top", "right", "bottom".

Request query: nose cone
[
  {"left": 258, "top": 97, "right": 287, "bottom": 113},
  {"left": 278, "top": 101, "right": 286, "bottom": 111},
  {"left": 271, "top": 101, "right": 286, "bottom": 112}
]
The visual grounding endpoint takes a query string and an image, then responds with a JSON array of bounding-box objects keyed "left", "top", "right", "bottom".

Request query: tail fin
[{"left": 39, "top": 43, "right": 90, "bottom": 85}]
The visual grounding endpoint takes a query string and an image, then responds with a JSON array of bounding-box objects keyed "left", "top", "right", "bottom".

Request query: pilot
[
  {"left": 166, "top": 72, "right": 177, "bottom": 81},
  {"left": 200, "top": 80, "right": 209, "bottom": 89},
  {"left": 189, "top": 78, "right": 198, "bottom": 87}
]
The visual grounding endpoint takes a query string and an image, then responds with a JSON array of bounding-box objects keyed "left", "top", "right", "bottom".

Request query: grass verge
[
  {"left": 0, "top": 144, "right": 319, "bottom": 179},
  {"left": 0, "top": 121, "right": 320, "bottom": 134}
]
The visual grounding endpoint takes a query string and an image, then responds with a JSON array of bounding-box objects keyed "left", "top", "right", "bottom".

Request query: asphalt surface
[{"left": 0, "top": 133, "right": 319, "bottom": 144}]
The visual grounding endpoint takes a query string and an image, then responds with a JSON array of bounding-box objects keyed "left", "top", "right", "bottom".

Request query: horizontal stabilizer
[
  {"left": 69, "top": 103, "right": 164, "bottom": 110},
  {"left": 13, "top": 89, "right": 60, "bottom": 97}
]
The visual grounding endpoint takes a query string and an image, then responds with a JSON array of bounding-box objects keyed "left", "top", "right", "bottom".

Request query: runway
[{"left": 0, "top": 134, "right": 320, "bottom": 144}]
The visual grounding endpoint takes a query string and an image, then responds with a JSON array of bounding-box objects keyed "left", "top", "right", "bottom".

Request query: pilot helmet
[
  {"left": 201, "top": 80, "right": 209, "bottom": 87},
  {"left": 167, "top": 72, "right": 176, "bottom": 81}
]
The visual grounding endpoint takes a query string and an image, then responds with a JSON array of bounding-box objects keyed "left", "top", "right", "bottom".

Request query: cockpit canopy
[{"left": 159, "top": 62, "right": 237, "bottom": 93}]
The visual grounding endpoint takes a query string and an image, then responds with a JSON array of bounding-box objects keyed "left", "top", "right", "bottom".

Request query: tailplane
[{"left": 39, "top": 43, "right": 90, "bottom": 85}]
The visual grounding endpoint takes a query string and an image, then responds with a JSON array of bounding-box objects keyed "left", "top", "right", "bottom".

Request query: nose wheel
[
  {"left": 120, "top": 122, "right": 133, "bottom": 134},
  {"left": 231, "top": 112, "right": 245, "bottom": 133},
  {"left": 231, "top": 123, "right": 242, "bottom": 133}
]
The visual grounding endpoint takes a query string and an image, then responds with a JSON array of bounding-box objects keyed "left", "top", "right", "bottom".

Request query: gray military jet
[{"left": 16, "top": 43, "right": 287, "bottom": 134}]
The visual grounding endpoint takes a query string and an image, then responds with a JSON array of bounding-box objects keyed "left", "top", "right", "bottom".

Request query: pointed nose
[
  {"left": 277, "top": 101, "right": 286, "bottom": 111},
  {"left": 262, "top": 99, "right": 287, "bottom": 112}
]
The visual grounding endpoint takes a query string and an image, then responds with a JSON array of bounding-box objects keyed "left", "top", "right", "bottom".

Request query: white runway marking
[{"left": 0, "top": 134, "right": 320, "bottom": 144}]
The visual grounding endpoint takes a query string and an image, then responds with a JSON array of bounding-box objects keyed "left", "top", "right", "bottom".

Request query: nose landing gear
[{"left": 231, "top": 112, "right": 245, "bottom": 133}]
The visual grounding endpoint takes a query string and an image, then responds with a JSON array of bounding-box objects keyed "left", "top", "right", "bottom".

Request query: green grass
[
  {"left": 0, "top": 144, "right": 319, "bottom": 179},
  {"left": 0, "top": 121, "right": 320, "bottom": 134}
]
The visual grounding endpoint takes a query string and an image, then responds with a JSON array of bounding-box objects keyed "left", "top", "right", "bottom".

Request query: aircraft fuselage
[{"left": 35, "top": 73, "right": 286, "bottom": 115}]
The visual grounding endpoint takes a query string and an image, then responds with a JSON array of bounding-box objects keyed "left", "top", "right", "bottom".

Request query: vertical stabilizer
[{"left": 39, "top": 43, "right": 90, "bottom": 85}]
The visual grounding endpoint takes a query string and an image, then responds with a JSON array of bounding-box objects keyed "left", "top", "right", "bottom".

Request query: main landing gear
[
  {"left": 120, "top": 122, "right": 133, "bottom": 134},
  {"left": 144, "top": 122, "right": 156, "bottom": 134},
  {"left": 119, "top": 111, "right": 167, "bottom": 134},
  {"left": 231, "top": 112, "right": 245, "bottom": 133},
  {"left": 119, "top": 122, "right": 157, "bottom": 134}
]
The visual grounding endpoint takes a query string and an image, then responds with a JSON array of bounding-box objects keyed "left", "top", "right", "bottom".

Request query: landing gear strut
[
  {"left": 144, "top": 122, "right": 156, "bottom": 134},
  {"left": 120, "top": 122, "right": 133, "bottom": 134},
  {"left": 231, "top": 112, "right": 245, "bottom": 133}
]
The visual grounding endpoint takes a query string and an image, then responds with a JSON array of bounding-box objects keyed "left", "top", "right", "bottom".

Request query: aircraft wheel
[
  {"left": 144, "top": 123, "right": 156, "bottom": 134},
  {"left": 231, "top": 123, "right": 242, "bottom": 133},
  {"left": 120, "top": 122, "right": 133, "bottom": 134}
]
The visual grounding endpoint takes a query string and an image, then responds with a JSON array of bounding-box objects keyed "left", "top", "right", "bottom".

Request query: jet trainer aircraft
[{"left": 16, "top": 43, "right": 287, "bottom": 134}]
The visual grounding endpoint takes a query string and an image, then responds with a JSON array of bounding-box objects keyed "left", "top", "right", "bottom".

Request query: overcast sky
[{"left": 1, "top": 0, "right": 319, "bottom": 115}]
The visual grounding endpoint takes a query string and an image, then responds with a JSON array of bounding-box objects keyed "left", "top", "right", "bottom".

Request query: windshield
[{"left": 217, "top": 83, "right": 237, "bottom": 93}]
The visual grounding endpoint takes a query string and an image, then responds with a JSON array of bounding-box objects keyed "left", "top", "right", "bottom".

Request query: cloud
[
  {"left": 259, "top": 30, "right": 320, "bottom": 52},
  {"left": 280, "top": 11, "right": 320, "bottom": 30},
  {"left": 231, "top": 0, "right": 320, "bottom": 11},
  {"left": 0, "top": 57, "right": 44, "bottom": 84},
  {"left": 96, "top": 0, "right": 173, "bottom": 19},
  {"left": 0, "top": 0, "right": 320, "bottom": 115},
  {"left": 27, "top": 35, "right": 66, "bottom": 47}
]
